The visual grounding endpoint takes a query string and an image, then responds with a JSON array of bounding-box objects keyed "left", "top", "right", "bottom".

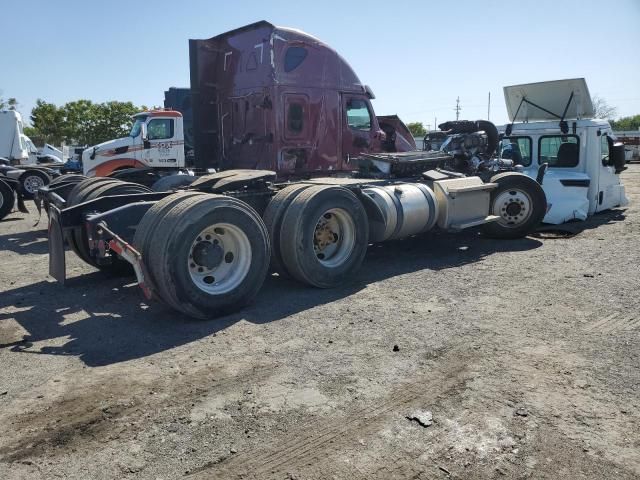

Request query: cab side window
[
  {"left": 538, "top": 135, "right": 579, "bottom": 167},
  {"left": 600, "top": 134, "right": 610, "bottom": 162},
  {"left": 284, "top": 47, "right": 308, "bottom": 73},
  {"left": 500, "top": 136, "right": 532, "bottom": 166},
  {"left": 346, "top": 99, "right": 372, "bottom": 131},
  {"left": 287, "top": 103, "right": 304, "bottom": 133},
  {"left": 147, "top": 119, "right": 174, "bottom": 140}
]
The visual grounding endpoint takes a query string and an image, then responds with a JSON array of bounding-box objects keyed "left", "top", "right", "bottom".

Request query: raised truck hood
[{"left": 504, "top": 78, "right": 594, "bottom": 122}]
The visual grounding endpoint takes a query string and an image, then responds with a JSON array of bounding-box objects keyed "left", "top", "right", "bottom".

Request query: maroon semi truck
[
  {"left": 41, "top": 21, "right": 547, "bottom": 319},
  {"left": 189, "top": 21, "right": 416, "bottom": 175}
]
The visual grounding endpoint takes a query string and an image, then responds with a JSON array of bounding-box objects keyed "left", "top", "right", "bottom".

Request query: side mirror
[
  {"left": 141, "top": 123, "right": 148, "bottom": 141},
  {"left": 609, "top": 141, "right": 627, "bottom": 174}
]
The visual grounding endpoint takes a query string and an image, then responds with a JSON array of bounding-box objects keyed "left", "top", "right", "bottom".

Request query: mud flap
[
  {"left": 48, "top": 207, "right": 66, "bottom": 284},
  {"left": 16, "top": 190, "right": 29, "bottom": 214}
]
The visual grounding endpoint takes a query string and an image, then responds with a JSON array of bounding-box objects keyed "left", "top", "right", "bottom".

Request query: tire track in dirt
[
  {"left": 584, "top": 311, "right": 640, "bottom": 334},
  {"left": 187, "top": 346, "right": 474, "bottom": 479}
]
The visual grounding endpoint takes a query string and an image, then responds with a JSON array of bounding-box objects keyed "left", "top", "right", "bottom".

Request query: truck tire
[
  {"left": 20, "top": 169, "right": 51, "bottom": 200},
  {"left": 145, "top": 194, "right": 270, "bottom": 319},
  {"left": 65, "top": 179, "right": 123, "bottom": 263},
  {"left": 151, "top": 174, "right": 196, "bottom": 192},
  {"left": 68, "top": 180, "right": 152, "bottom": 270},
  {"left": 279, "top": 185, "right": 369, "bottom": 288},
  {"left": 133, "top": 191, "right": 207, "bottom": 294},
  {"left": 0, "top": 179, "right": 15, "bottom": 221},
  {"left": 481, "top": 172, "right": 547, "bottom": 239},
  {"left": 66, "top": 177, "right": 116, "bottom": 206},
  {"left": 49, "top": 174, "right": 87, "bottom": 187},
  {"left": 262, "top": 184, "right": 311, "bottom": 275},
  {"left": 41, "top": 174, "right": 88, "bottom": 218}
]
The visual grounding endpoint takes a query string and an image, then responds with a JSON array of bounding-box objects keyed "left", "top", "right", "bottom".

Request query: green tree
[
  {"left": 29, "top": 99, "right": 141, "bottom": 145},
  {"left": 30, "top": 100, "right": 66, "bottom": 144},
  {"left": 406, "top": 122, "right": 427, "bottom": 137},
  {"left": 610, "top": 115, "right": 640, "bottom": 131},
  {"left": 89, "top": 101, "right": 139, "bottom": 145},
  {"left": 62, "top": 99, "right": 96, "bottom": 144}
]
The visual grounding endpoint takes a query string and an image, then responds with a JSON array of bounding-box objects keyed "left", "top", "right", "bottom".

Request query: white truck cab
[
  {"left": 82, "top": 110, "right": 186, "bottom": 177},
  {"left": 499, "top": 79, "right": 628, "bottom": 224}
]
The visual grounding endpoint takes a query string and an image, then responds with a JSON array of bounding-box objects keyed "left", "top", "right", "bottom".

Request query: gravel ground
[{"left": 0, "top": 166, "right": 639, "bottom": 480}]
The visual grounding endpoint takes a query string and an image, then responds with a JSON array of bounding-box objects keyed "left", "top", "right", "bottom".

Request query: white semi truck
[
  {"left": 81, "top": 110, "right": 187, "bottom": 178},
  {"left": 497, "top": 78, "right": 628, "bottom": 224}
]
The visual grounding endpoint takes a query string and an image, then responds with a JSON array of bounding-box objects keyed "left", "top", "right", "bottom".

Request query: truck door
[
  {"left": 226, "top": 93, "right": 270, "bottom": 170},
  {"left": 340, "top": 95, "right": 379, "bottom": 168},
  {"left": 139, "top": 117, "right": 181, "bottom": 168}
]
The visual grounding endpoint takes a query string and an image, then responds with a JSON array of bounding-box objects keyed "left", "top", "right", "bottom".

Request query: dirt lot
[{"left": 1, "top": 166, "right": 639, "bottom": 480}]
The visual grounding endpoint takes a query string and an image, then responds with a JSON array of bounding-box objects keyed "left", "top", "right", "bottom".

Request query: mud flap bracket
[{"left": 99, "top": 223, "right": 154, "bottom": 300}]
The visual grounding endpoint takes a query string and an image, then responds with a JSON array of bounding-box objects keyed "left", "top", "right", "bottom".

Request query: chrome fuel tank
[{"left": 361, "top": 183, "right": 438, "bottom": 242}]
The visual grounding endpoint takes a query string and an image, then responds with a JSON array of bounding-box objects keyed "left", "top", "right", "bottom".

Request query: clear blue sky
[{"left": 2, "top": 0, "right": 639, "bottom": 128}]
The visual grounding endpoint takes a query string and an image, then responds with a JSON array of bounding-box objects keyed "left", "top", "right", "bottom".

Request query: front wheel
[{"left": 481, "top": 172, "right": 547, "bottom": 239}]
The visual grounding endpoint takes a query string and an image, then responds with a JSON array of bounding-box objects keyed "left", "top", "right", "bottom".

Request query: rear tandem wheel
[
  {"left": 278, "top": 185, "right": 369, "bottom": 288},
  {"left": 66, "top": 179, "right": 152, "bottom": 271},
  {"left": 138, "top": 193, "right": 271, "bottom": 318}
]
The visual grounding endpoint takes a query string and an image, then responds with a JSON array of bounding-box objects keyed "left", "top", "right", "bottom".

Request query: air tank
[{"left": 361, "top": 183, "right": 438, "bottom": 242}]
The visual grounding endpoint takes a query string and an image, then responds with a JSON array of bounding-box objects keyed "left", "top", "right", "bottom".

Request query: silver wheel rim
[
  {"left": 23, "top": 175, "right": 45, "bottom": 194},
  {"left": 493, "top": 189, "right": 533, "bottom": 227},
  {"left": 0, "top": 190, "right": 4, "bottom": 209},
  {"left": 313, "top": 208, "right": 356, "bottom": 268},
  {"left": 187, "top": 223, "right": 252, "bottom": 295}
]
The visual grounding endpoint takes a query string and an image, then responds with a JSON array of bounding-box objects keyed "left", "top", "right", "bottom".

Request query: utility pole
[
  {"left": 454, "top": 97, "right": 461, "bottom": 121},
  {"left": 434, "top": 117, "right": 437, "bottom": 131},
  {"left": 487, "top": 91, "right": 491, "bottom": 120}
]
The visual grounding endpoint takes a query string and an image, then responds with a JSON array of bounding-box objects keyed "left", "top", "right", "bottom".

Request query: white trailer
[
  {"left": 0, "top": 110, "right": 29, "bottom": 163},
  {"left": 0, "top": 110, "right": 58, "bottom": 198}
]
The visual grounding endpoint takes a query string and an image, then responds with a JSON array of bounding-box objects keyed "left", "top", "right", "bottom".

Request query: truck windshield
[
  {"left": 26, "top": 139, "right": 38, "bottom": 153},
  {"left": 499, "top": 136, "right": 532, "bottom": 166},
  {"left": 130, "top": 116, "right": 148, "bottom": 137}
]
